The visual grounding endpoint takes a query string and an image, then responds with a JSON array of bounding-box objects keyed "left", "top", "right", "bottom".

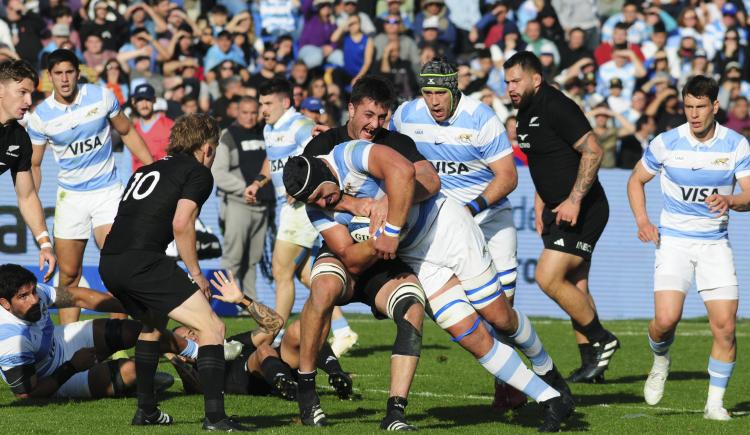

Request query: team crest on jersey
[
  {"left": 85, "top": 107, "right": 99, "bottom": 117},
  {"left": 712, "top": 158, "right": 729, "bottom": 167},
  {"left": 457, "top": 133, "right": 473, "bottom": 144},
  {"left": 343, "top": 182, "right": 353, "bottom": 195}
]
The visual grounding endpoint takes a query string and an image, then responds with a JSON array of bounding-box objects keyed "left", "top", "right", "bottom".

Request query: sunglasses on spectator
[
  {"left": 386, "top": 17, "right": 401, "bottom": 24},
  {"left": 264, "top": 56, "right": 276, "bottom": 61}
]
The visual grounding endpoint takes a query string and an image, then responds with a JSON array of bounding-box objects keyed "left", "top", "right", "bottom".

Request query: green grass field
[{"left": 2, "top": 315, "right": 747, "bottom": 433}]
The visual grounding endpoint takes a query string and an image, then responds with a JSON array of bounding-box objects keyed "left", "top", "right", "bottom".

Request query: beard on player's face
[{"left": 21, "top": 302, "right": 42, "bottom": 322}]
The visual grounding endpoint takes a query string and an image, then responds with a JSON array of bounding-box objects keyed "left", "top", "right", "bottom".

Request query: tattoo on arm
[
  {"left": 570, "top": 132, "right": 602, "bottom": 204},
  {"left": 52, "top": 287, "right": 76, "bottom": 309},
  {"left": 247, "top": 301, "right": 284, "bottom": 338}
]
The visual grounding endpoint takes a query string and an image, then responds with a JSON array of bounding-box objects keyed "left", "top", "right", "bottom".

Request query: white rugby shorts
[
  {"left": 53, "top": 183, "right": 123, "bottom": 240},
  {"left": 276, "top": 201, "right": 318, "bottom": 249},
  {"left": 52, "top": 320, "right": 94, "bottom": 398},
  {"left": 654, "top": 236, "right": 738, "bottom": 300},
  {"left": 474, "top": 206, "right": 518, "bottom": 274}
]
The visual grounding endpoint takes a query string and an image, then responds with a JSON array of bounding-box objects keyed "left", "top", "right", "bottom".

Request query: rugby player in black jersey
[
  {"left": 504, "top": 52, "right": 620, "bottom": 383},
  {"left": 99, "top": 114, "right": 249, "bottom": 431}
]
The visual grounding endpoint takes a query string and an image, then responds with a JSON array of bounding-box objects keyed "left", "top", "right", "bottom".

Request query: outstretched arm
[{"left": 52, "top": 286, "right": 126, "bottom": 313}]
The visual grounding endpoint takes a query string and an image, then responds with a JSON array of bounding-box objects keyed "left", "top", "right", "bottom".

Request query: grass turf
[{"left": 2, "top": 315, "right": 747, "bottom": 433}]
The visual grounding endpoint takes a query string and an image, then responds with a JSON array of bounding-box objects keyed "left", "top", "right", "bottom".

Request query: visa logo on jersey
[
  {"left": 65, "top": 135, "right": 104, "bottom": 157},
  {"left": 431, "top": 161, "right": 470, "bottom": 175},
  {"left": 680, "top": 187, "right": 719, "bottom": 202},
  {"left": 270, "top": 158, "right": 287, "bottom": 172}
]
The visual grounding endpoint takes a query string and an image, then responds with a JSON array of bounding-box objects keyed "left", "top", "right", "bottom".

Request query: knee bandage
[
  {"left": 106, "top": 359, "right": 130, "bottom": 396},
  {"left": 462, "top": 267, "right": 503, "bottom": 309},
  {"left": 498, "top": 267, "right": 517, "bottom": 298},
  {"left": 388, "top": 283, "right": 425, "bottom": 357},
  {"left": 104, "top": 319, "right": 127, "bottom": 352},
  {"left": 429, "top": 285, "right": 475, "bottom": 330},
  {"left": 310, "top": 261, "right": 348, "bottom": 298}
]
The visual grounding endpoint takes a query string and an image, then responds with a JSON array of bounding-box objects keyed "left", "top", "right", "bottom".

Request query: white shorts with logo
[
  {"left": 399, "top": 198, "right": 494, "bottom": 298},
  {"left": 276, "top": 201, "right": 318, "bottom": 249},
  {"left": 654, "top": 236, "right": 738, "bottom": 301},
  {"left": 474, "top": 206, "right": 517, "bottom": 273},
  {"left": 54, "top": 183, "right": 123, "bottom": 240},
  {"left": 51, "top": 320, "right": 94, "bottom": 398}
]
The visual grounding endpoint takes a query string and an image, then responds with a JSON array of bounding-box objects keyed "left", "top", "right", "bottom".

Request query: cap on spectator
[
  {"left": 301, "top": 97, "right": 324, "bottom": 113},
  {"left": 423, "top": 16, "right": 440, "bottom": 30},
  {"left": 583, "top": 72, "right": 596, "bottom": 84},
  {"left": 132, "top": 83, "right": 156, "bottom": 101},
  {"left": 51, "top": 24, "right": 70, "bottom": 37},
  {"left": 609, "top": 78, "right": 623, "bottom": 89},
  {"left": 313, "top": 0, "right": 334, "bottom": 6},
  {"left": 694, "top": 48, "right": 707, "bottom": 58},
  {"left": 726, "top": 61, "right": 742, "bottom": 72},
  {"left": 423, "top": 0, "right": 445, "bottom": 6},
  {"left": 722, "top": 3, "right": 737, "bottom": 16}
]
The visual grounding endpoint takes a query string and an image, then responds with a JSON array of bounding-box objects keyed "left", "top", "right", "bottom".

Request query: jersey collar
[
  {"left": 49, "top": 84, "right": 86, "bottom": 112},
  {"left": 680, "top": 122, "right": 725, "bottom": 148},
  {"left": 270, "top": 107, "right": 297, "bottom": 130}
]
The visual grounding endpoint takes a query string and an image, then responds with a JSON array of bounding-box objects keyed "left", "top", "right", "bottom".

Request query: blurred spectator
[
  {"left": 419, "top": 15, "right": 454, "bottom": 62},
  {"left": 51, "top": 6, "right": 81, "bottom": 50},
  {"left": 290, "top": 59, "right": 310, "bottom": 88},
  {"left": 80, "top": 0, "right": 127, "bottom": 52},
  {"left": 600, "top": 0, "right": 649, "bottom": 45},
  {"left": 617, "top": 115, "right": 656, "bottom": 169},
  {"left": 713, "top": 28, "right": 745, "bottom": 76},
  {"left": 505, "top": 115, "right": 527, "bottom": 166},
  {"left": 83, "top": 33, "right": 118, "bottom": 74},
  {"left": 337, "top": 0, "right": 376, "bottom": 35},
  {"left": 259, "top": 0, "right": 298, "bottom": 42},
  {"left": 523, "top": 20, "right": 559, "bottom": 67},
  {"left": 538, "top": 6, "right": 565, "bottom": 52},
  {"left": 705, "top": 2, "right": 748, "bottom": 57},
  {"left": 41, "top": 24, "right": 83, "bottom": 67},
  {"left": 118, "top": 27, "right": 170, "bottom": 74},
  {"left": 726, "top": 96, "right": 750, "bottom": 136},
  {"left": 414, "top": 0, "right": 457, "bottom": 48},
  {"left": 645, "top": 86, "right": 683, "bottom": 133},
  {"left": 213, "top": 96, "right": 273, "bottom": 301},
  {"left": 559, "top": 27, "right": 593, "bottom": 70},
  {"left": 550, "top": 0, "right": 599, "bottom": 50},
  {"left": 203, "top": 29, "right": 247, "bottom": 72},
  {"left": 469, "top": 2, "right": 518, "bottom": 49},
  {"left": 247, "top": 47, "right": 284, "bottom": 89},
  {"left": 99, "top": 59, "right": 129, "bottom": 105},
  {"left": 300, "top": 97, "right": 327, "bottom": 125},
  {"left": 588, "top": 104, "right": 618, "bottom": 168},
  {"left": 3, "top": 0, "right": 46, "bottom": 67},
  {"left": 214, "top": 76, "right": 245, "bottom": 128},
  {"left": 123, "top": 2, "right": 167, "bottom": 37},
  {"left": 377, "top": 0, "right": 413, "bottom": 30},
  {"left": 298, "top": 0, "right": 342, "bottom": 68},
  {"left": 474, "top": 85, "right": 509, "bottom": 122},
  {"left": 292, "top": 83, "right": 306, "bottom": 108},
  {"left": 374, "top": 14, "right": 421, "bottom": 73},
  {"left": 466, "top": 48, "right": 504, "bottom": 97},
  {"left": 130, "top": 83, "right": 173, "bottom": 171},
  {"left": 718, "top": 62, "right": 750, "bottom": 111},
  {"left": 181, "top": 94, "right": 200, "bottom": 115},
  {"left": 379, "top": 38, "right": 418, "bottom": 100},
  {"left": 594, "top": 22, "right": 645, "bottom": 66},
  {"left": 597, "top": 48, "right": 646, "bottom": 99},
  {"left": 331, "top": 14, "right": 375, "bottom": 86},
  {"left": 130, "top": 54, "right": 165, "bottom": 98}
]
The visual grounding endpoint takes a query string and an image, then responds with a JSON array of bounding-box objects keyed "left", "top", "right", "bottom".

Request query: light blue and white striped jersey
[
  {"left": 0, "top": 283, "right": 61, "bottom": 381},
  {"left": 596, "top": 60, "right": 637, "bottom": 99},
  {"left": 263, "top": 107, "right": 314, "bottom": 204},
  {"left": 642, "top": 123, "right": 750, "bottom": 240},
  {"left": 306, "top": 140, "right": 443, "bottom": 249},
  {"left": 27, "top": 84, "right": 121, "bottom": 191},
  {"left": 390, "top": 94, "right": 512, "bottom": 209}
]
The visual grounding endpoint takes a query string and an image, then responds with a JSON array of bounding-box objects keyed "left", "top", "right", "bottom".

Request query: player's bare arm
[
  {"left": 706, "top": 177, "right": 750, "bottom": 213},
  {"left": 553, "top": 132, "right": 603, "bottom": 226},
  {"left": 627, "top": 162, "right": 659, "bottom": 245},
  {"left": 52, "top": 285, "right": 127, "bottom": 314},
  {"left": 321, "top": 224, "right": 379, "bottom": 275},
  {"left": 244, "top": 158, "right": 271, "bottom": 204},
  {"left": 14, "top": 170, "right": 55, "bottom": 281},
  {"left": 173, "top": 198, "right": 208, "bottom": 295},
  {"left": 210, "top": 270, "right": 284, "bottom": 346},
  {"left": 30, "top": 144, "right": 45, "bottom": 192},
  {"left": 474, "top": 154, "right": 518, "bottom": 211},
  {"left": 110, "top": 111, "right": 154, "bottom": 166}
]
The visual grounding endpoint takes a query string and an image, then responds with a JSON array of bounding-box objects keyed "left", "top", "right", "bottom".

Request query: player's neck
[
  {"left": 53, "top": 86, "right": 79, "bottom": 106},
  {"left": 691, "top": 120, "right": 717, "bottom": 143},
  {"left": 0, "top": 108, "right": 14, "bottom": 126}
]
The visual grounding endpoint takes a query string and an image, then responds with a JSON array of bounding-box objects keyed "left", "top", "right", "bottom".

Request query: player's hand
[
  {"left": 373, "top": 233, "right": 398, "bottom": 260},
  {"left": 705, "top": 193, "right": 730, "bottom": 217},
  {"left": 243, "top": 183, "right": 260, "bottom": 204},
  {"left": 209, "top": 270, "right": 244, "bottom": 304},
  {"left": 636, "top": 218, "right": 660, "bottom": 246},
  {"left": 369, "top": 196, "right": 388, "bottom": 235},
  {"left": 70, "top": 347, "right": 98, "bottom": 371},
  {"left": 192, "top": 273, "right": 211, "bottom": 299},
  {"left": 39, "top": 247, "right": 56, "bottom": 282},
  {"left": 552, "top": 197, "right": 581, "bottom": 227},
  {"left": 312, "top": 124, "right": 331, "bottom": 136}
]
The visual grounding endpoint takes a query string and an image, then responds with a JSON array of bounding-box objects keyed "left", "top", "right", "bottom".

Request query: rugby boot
[
  {"left": 202, "top": 416, "right": 253, "bottom": 431},
  {"left": 567, "top": 344, "right": 605, "bottom": 384},
  {"left": 300, "top": 403, "right": 329, "bottom": 427},
  {"left": 329, "top": 330, "right": 359, "bottom": 357},
  {"left": 540, "top": 365, "right": 573, "bottom": 404},
  {"left": 131, "top": 407, "right": 173, "bottom": 426},
  {"left": 380, "top": 410, "right": 417, "bottom": 431},
  {"left": 538, "top": 394, "right": 575, "bottom": 432},
  {"left": 644, "top": 354, "right": 670, "bottom": 405},
  {"left": 492, "top": 379, "right": 528, "bottom": 411},
  {"left": 328, "top": 371, "right": 353, "bottom": 400},
  {"left": 272, "top": 374, "right": 298, "bottom": 401},
  {"left": 703, "top": 406, "right": 731, "bottom": 421},
  {"left": 576, "top": 332, "right": 620, "bottom": 382},
  {"left": 169, "top": 355, "right": 202, "bottom": 394}
]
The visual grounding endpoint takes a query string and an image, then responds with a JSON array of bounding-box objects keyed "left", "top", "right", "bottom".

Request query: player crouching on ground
[
  {"left": 169, "top": 271, "right": 353, "bottom": 402},
  {"left": 0, "top": 264, "right": 181, "bottom": 399}
]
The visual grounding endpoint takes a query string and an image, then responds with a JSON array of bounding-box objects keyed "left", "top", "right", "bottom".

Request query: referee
[{"left": 503, "top": 51, "right": 620, "bottom": 383}]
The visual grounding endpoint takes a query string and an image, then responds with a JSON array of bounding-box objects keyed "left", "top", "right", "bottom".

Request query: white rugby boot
[{"left": 644, "top": 353, "right": 670, "bottom": 405}]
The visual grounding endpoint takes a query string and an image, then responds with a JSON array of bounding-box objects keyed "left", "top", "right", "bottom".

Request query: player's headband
[{"left": 283, "top": 155, "right": 338, "bottom": 202}]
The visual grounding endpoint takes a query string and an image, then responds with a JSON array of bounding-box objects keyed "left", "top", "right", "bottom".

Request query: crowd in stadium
[{"left": 0, "top": 0, "right": 749, "bottom": 432}]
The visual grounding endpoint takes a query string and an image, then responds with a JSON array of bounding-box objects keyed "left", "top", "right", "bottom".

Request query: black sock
[
  {"left": 197, "top": 344, "right": 226, "bottom": 423},
  {"left": 135, "top": 340, "right": 161, "bottom": 414},
  {"left": 387, "top": 396, "right": 408, "bottom": 415},
  {"left": 297, "top": 370, "right": 319, "bottom": 410},
  {"left": 316, "top": 343, "right": 343, "bottom": 374},
  {"left": 574, "top": 315, "right": 608, "bottom": 344},
  {"left": 260, "top": 356, "right": 293, "bottom": 385}
]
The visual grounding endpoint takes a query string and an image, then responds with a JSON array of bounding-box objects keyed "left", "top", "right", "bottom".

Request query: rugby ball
[{"left": 348, "top": 216, "right": 374, "bottom": 242}]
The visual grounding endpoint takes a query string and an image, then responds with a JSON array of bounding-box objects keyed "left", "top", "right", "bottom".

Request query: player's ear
[
  {"left": 0, "top": 298, "right": 10, "bottom": 311},
  {"left": 712, "top": 98, "right": 719, "bottom": 115},
  {"left": 532, "top": 72, "right": 542, "bottom": 88},
  {"left": 348, "top": 102, "right": 355, "bottom": 118}
]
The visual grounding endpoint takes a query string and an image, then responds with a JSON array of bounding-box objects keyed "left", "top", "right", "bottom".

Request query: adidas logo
[
  {"left": 326, "top": 356, "right": 337, "bottom": 364},
  {"left": 554, "top": 238, "right": 565, "bottom": 247}
]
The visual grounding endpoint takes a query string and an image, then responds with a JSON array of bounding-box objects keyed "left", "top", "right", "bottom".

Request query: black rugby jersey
[
  {"left": 303, "top": 124, "right": 425, "bottom": 162},
  {"left": 0, "top": 120, "right": 33, "bottom": 182},
  {"left": 516, "top": 82, "right": 604, "bottom": 207},
  {"left": 102, "top": 153, "right": 213, "bottom": 254}
]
